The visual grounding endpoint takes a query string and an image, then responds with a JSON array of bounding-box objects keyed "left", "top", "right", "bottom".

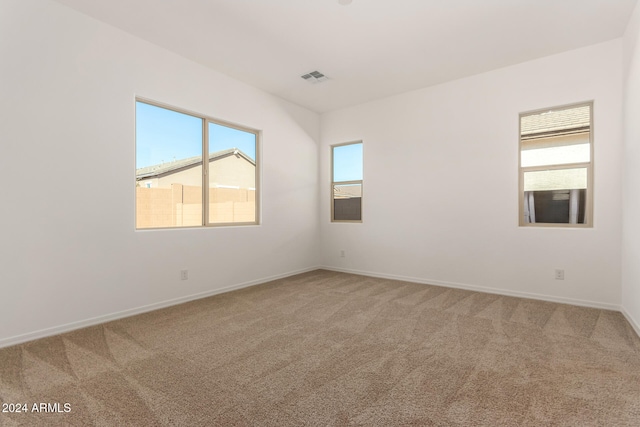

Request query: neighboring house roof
[
  {"left": 521, "top": 105, "right": 590, "bottom": 139},
  {"left": 136, "top": 148, "right": 254, "bottom": 180},
  {"left": 334, "top": 184, "right": 362, "bottom": 198}
]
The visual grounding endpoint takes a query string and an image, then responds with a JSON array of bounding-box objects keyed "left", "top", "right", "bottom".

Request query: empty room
[{"left": 2, "top": 0, "right": 640, "bottom": 425}]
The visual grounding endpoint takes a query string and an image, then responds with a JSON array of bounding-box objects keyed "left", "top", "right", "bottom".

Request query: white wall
[
  {"left": 1, "top": 0, "right": 634, "bottom": 348},
  {"left": 321, "top": 40, "right": 624, "bottom": 308},
  {"left": 0, "top": 0, "right": 320, "bottom": 346},
  {"left": 622, "top": 1, "right": 640, "bottom": 335}
]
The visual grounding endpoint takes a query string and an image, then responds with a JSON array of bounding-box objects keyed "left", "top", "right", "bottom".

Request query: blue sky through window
[
  {"left": 209, "top": 122, "right": 256, "bottom": 160},
  {"left": 333, "top": 143, "right": 363, "bottom": 182},
  {"left": 136, "top": 102, "right": 201, "bottom": 169},
  {"left": 136, "top": 101, "right": 256, "bottom": 169}
]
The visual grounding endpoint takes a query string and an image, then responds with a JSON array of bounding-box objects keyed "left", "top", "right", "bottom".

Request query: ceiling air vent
[{"left": 301, "top": 70, "right": 328, "bottom": 84}]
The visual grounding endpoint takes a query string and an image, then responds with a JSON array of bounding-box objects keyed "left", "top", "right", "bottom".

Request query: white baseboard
[
  {"left": 621, "top": 306, "right": 640, "bottom": 339},
  {"left": 321, "top": 266, "right": 621, "bottom": 311},
  {"left": 0, "top": 266, "right": 321, "bottom": 349},
  {"left": 3, "top": 265, "right": 634, "bottom": 349}
]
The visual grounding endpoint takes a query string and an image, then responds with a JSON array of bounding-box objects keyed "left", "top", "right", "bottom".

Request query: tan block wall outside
[
  {"left": 136, "top": 184, "right": 256, "bottom": 228},
  {"left": 136, "top": 187, "right": 173, "bottom": 229}
]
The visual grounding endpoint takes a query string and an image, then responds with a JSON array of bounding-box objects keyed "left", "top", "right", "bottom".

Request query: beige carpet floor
[{"left": 1, "top": 270, "right": 640, "bottom": 426}]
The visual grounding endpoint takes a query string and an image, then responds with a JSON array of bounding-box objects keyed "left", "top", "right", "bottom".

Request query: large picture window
[
  {"left": 136, "top": 99, "right": 259, "bottom": 229},
  {"left": 332, "top": 141, "right": 363, "bottom": 222},
  {"left": 519, "top": 102, "right": 593, "bottom": 227}
]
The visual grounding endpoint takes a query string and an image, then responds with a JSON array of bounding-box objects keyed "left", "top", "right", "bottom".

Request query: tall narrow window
[
  {"left": 332, "top": 141, "right": 363, "bottom": 222},
  {"left": 135, "top": 99, "right": 259, "bottom": 229},
  {"left": 519, "top": 102, "right": 593, "bottom": 227}
]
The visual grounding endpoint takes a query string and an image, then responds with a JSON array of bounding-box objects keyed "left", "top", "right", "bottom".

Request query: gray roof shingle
[
  {"left": 136, "top": 148, "right": 254, "bottom": 180},
  {"left": 521, "top": 104, "right": 590, "bottom": 138}
]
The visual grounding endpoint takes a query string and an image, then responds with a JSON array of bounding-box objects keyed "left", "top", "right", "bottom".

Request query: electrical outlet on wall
[
  {"left": 340, "top": 250, "right": 345, "bottom": 258},
  {"left": 555, "top": 269, "right": 565, "bottom": 280},
  {"left": 180, "top": 270, "right": 188, "bottom": 280}
]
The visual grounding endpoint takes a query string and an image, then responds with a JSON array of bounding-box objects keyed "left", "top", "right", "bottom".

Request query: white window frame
[
  {"left": 331, "top": 141, "right": 363, "bottom": 223},
  {"left": 518, "top": 101, "right": 593, "bottom": 228},
  {"left": 135, "top": 98, "right": 260, "bottom": 229}
]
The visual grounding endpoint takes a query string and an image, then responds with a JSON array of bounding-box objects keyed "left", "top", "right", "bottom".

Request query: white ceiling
[{"left": 53, "top": 0, "right": 637, "bottom": 113}]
